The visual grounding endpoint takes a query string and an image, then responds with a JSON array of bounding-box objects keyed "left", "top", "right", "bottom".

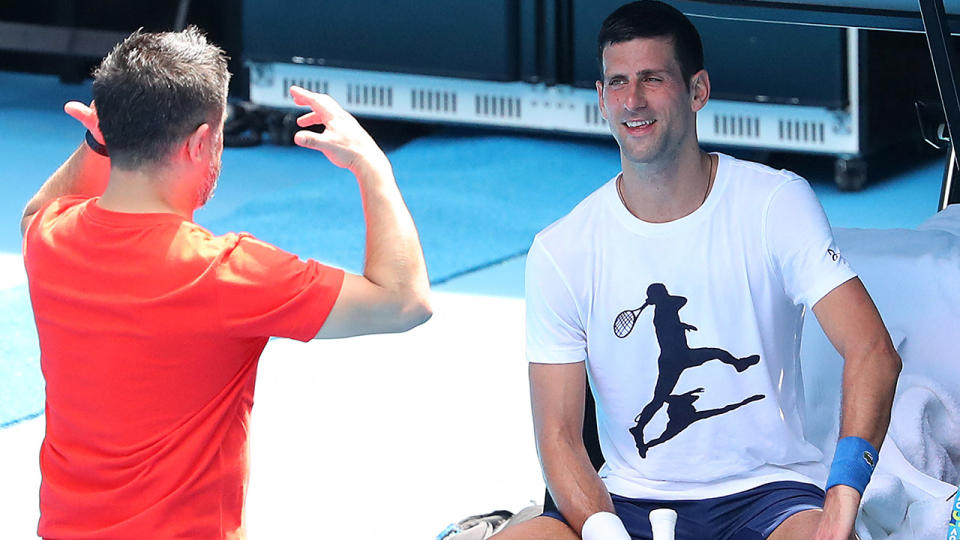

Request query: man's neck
[
  {"left": 618, "top": 146, "right": 715, "bottom": 224},
  {"left": 97, "top": 166, "right": 194, "bottom": 220}
]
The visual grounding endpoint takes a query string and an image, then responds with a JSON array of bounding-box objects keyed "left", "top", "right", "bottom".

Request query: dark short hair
[
  {"left": 92, "top": 26, "right": 230, "bottom": 169},
  {"left": 597, "top": 1, "right": 704, "bottom": 89}
]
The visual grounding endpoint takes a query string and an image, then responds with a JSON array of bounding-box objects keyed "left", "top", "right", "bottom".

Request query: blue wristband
[
  {"left": 825, "top": 436, "right": 878, "bottom": 495},
  {"left": 85, "top": 130, "right": 109, "bottom": 157}
]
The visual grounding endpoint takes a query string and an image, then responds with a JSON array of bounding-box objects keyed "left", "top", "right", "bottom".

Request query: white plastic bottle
[{"left": 649, "top": 508, "right": 677, "bottom": 540}]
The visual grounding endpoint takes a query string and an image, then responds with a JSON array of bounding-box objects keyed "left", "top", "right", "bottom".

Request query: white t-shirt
[{"left": 525, "top": 153, "right": 856, "bottom": 500}]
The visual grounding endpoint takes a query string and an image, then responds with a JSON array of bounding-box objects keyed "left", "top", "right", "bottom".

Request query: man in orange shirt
[{"left": 20, "top": 27, "right": 431, "bottom": 539}]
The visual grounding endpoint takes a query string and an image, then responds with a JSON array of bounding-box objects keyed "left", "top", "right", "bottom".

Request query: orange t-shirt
[{"left": 23, "top": 196, "right": 345, "bottom": 539}]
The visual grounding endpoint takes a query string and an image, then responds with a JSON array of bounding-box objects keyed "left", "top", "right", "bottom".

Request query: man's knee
[{"left": 490, "top": 515, "right": 579, "bottom": 540}]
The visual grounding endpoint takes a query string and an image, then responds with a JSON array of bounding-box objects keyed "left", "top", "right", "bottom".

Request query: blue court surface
[{"left": 0, "top": 70, "right": 954, "bottom": 538}]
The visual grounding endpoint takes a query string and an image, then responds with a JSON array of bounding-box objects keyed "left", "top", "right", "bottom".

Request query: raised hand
[
  {"left": 288, "top": 86, "right": 388, "bottom": 173},
  {"left": 64, "top": 101, "right": 104, "bottom": 145},
  {"left": 283, "top": 88, "right": 430, "bottom": 339}
]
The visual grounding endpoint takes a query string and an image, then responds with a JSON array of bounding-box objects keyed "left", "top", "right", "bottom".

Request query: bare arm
[
  {"left": 811, "top": 277, "right": 902, "bottom": 539},
  {"left": 20, "top": 102, "right": 109, "bottom": 235},
  {"left": 288, "top": 86, "right": 431, "bottom": 338},
  {"left": 530, "top": 361, "right": 617, "bottom": 536}
]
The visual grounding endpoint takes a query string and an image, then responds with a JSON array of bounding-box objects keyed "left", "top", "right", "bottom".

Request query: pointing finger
[
  {"left": 64, "top": 100, "right": 104, "bottom": 142},
  {"left": 288, "top": 85, "right": 311, "bottom": 103},
  {"left": 289, "top": 85, "right": 325, "bottom": 108},
  {"left": 64, "top": 101, "right": 92, "bottom": 122},
  {"left": 289, "top": 86, "right": 336, "bottom": 120}
]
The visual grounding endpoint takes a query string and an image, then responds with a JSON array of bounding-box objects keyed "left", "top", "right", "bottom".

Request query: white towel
[
  {"left": 854, "top": 378, "right": 959, "bottom": 539},
  {"left": 889, "top": 375, "right": 960, "bottom": 486},
  {"left": 860, "top": 484, "right": 953, "bottom": 540}
]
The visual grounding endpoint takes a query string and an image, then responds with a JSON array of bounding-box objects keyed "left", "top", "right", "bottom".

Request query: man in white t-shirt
[{"left": 492, "top": 2, "right": 901, "bottom": 539}]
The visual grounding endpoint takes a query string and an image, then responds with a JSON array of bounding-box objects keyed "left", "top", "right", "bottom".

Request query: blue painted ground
[{"left": 0, "top": 70, "right": 946, "bottom": 427}]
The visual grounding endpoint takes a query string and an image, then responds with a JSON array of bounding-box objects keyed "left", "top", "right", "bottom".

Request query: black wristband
[{"left": 85, "top": 130, "right": 109, "bottom": 157}]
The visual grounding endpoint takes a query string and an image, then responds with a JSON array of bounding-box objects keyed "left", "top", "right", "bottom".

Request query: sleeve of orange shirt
[{"left": 214, "top": 233, "right": 345, "bottom": 342}]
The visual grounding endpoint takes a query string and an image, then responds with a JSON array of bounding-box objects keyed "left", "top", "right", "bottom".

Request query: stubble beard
[
  {"left": 617, "top": 129, "right": 667, "bottom": 167},
  {"left": 195, "top": 155, "right": 221, "bottom": 208},
  {"left": 617, "top": 120, "right": 688, "bottom": 170}
]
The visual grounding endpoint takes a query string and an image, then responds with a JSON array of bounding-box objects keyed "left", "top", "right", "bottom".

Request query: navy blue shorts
[{"left": 542, "top": 481, "right": 824, "bottom": 540}]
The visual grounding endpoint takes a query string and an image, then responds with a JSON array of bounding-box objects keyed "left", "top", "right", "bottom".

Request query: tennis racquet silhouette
[{"left": 613, "top": 302, "right": 649, "bottom": 338}]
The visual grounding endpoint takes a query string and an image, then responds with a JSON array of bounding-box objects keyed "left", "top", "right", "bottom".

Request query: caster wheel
[{"left": 834, "top": 157, "right": 868, "bottom": 191}]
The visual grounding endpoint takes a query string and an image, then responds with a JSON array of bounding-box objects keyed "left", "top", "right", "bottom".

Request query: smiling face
[{"left": 597, "top": 36, "right": 708, "bottom": 169}]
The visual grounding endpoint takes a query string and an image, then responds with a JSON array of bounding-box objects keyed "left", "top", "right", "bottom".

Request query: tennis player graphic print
[{"left": 614, "top": 283, "right": 765, "bottom": 458}]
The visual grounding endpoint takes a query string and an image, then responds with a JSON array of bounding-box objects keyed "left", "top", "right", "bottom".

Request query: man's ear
[
  {"left": 690, "top": 69, "right": 710, "bottom": 113},
  {"left": 186, "top": 123, "right": 211, "bottom": 163},
  {"left": 596, "top": 80, "right": 608, "bottom": 120}
]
